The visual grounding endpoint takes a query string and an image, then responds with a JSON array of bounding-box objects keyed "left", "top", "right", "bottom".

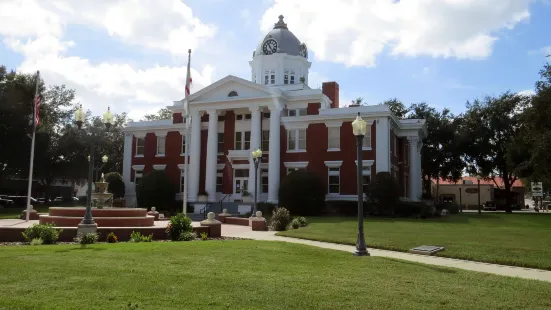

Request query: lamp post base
[
  {"left": 77, "top": 223, "right": 98, "bottom": 237},
  {"left": 354, "top": 249, "right": 370, "bottom": 256}
]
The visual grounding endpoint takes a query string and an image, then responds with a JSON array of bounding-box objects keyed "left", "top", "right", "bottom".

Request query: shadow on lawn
[
  {"left": 55, "top": 247, "right": 107, "bottom": 253},
  {"left": 382, "top": 257, "right": 458, "bottom": 274}
]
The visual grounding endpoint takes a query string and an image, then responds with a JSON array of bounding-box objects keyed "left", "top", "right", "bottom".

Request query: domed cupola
[
  {"left": 249, "top": 15, "right": 312, "bottom": 87},
  {"left": 254, "top": 15, "right": 308, "bottom": 59}
]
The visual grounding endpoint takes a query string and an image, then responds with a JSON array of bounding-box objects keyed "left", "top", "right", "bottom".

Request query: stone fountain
[{"left": 92, "top": 173, "right": 113, "bottom": 209}]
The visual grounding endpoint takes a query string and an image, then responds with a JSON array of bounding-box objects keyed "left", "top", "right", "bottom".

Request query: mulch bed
[{"left": 0, "top": 236, "right": 250, "bottom": 246}]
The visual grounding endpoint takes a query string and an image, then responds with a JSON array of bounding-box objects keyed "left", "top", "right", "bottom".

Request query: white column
[
  {"left": 249, "top": 106, "right": 262, "bottom": 200},
  {"left": 267, "top": 107, "right": 281, "bottom": 203},
  {"left": 205, "top": 109, "right": 218, "bottom": 202},
  {"left": 408, "top": 137, "right": 420, "bottom": 201},
  {"left": 122, "top": 133, "right": 134, "bottom": 204},
  {"left": 376, "top": 117, "right": 390, "bottom": 173},
  {"left": 189, "top": 109, "right": 202, "bottom": 202},
  {"left": 417, "top": 140, "right": 423, "bottom": 198}
]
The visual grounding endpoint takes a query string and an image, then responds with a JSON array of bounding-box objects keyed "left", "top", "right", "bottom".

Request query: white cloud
[
  {"left": 0, "top": 0, "right": 218, "bottom": 119},
  {"left": 261, "top": 0, "right": 532, "bottom": 67},
  {"left": 517, "top": 89, "right": 535, "bottom": 97}
]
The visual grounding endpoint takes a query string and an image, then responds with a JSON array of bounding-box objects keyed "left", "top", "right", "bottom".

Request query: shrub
[
  {"left": 166, "top": 213, "right": 193, "bottom": 241},
  {"left": 278, "top": 170, "right": 326, "bottom": 215},
  {"left": 324, "top": 201, "right": 358, "bottom": 216},
  {"left": 270, "top": 207, "right": 292, "bottom": 231},
  {"left": 420, "top": 204, "right": 435, "bottom": 219},
  {"left": 104, "top": 172, "right": 125, "bottom": 199},
  {"left": 394, "top": 201, "right": 425, "bottom": 218},
  {"left": 75, "top": 233, "right": 98, "bottom": 245},
  {"left": 22, "top": 224, "right": 61, "bottom": 244},
  {"left": 290, "top": 218, "right": 301, "bottom": 229},
  {"left": 365, "top": 172, "right": 401, "bottom": 216},
  {"left": 257, "top": 202, "right": 277, "bottom": 217},
  {"left": 179, "top": 231, "right": 196, "bottom": 241},
  {"left": 30, "top": 238, "right": 43, "bottom": 246},
  {"left": 130, "top": 231, "right": 143, "bottom": 242},
  {"left": 296, "top": 217, "right": 308, "bottom": 227},
  {"left": 141, "top": 234, "right": 152, "bottom": 242},
  {"left": 200, "top": 232, "right": 208, "bottom": 241},
  {"left": 136, "top": 170, "right": 176, "bottom": 211},
  {"left": 106, "top": 232, "right": 118, "bottom": 243}
]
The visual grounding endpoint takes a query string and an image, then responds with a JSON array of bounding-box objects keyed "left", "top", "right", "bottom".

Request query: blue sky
[{"left": 1, "top": 0, "right": 549, "bottom": 119}]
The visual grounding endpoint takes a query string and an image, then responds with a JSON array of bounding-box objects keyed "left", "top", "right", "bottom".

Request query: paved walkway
[{"left": 221, "top": 224, "right": 551, "bottom": 283}]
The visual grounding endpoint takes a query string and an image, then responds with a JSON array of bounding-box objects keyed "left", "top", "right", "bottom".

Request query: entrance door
[{"left": 233, "top": 169, "right": 249, "bottom": 200}]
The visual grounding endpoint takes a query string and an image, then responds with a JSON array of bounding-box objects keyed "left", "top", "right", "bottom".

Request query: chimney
[{"left": 322, "top": 82, "right": 339, "bottom": 108}]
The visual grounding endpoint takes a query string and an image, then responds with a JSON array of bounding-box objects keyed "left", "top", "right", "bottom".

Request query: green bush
[
  {"left": 200, "top": 232, "right": 208, "bottom": 241},
  {"left": 104, "top": 172, "right": 125, "bottom": 199},
  {"left": 130, "top": 231, "right": 153, "bottom": 242},
  {"left": 270, "top": 207, "right": 292, "bottom": 231},
  {"left": 290, "top": 218, "right": 301, "bottom": 229},
  {"left": 179, "top": 231, "right": 196, "bottom": 241},
  {"left": 365, "top": 172, "right": 401, "bottom": 216},
  {"left": 22, "top": 224, "right": 61, "bottom": 244},
  {"left": 296, "top": 217, "right": 308, "bottom": 227},
  {"left": 136, "top": 170, "right": 176, "bottom": 211},
  {"left": 75, "top": 233, "right": 98, "bottom": 245},
  {"left": 106, "top": 232, "right": 118, "bottom": 243},
  {"left": 30, "top": 238, "right": 43, "bottom": 246},
  {"left": 278, "top": 170, "right": 326, "bottom": 215},
  {"left": 166, "top": 213, "right": 193, "bottom": 241}
]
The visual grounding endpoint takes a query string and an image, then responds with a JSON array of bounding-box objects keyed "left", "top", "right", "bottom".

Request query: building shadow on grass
[{"left": 382, "top": 257, "right": 458, "bottom": 274}]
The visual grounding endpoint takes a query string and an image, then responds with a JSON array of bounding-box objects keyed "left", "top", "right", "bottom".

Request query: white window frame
[
  {"left": 264, "top": 69, "right": 275, "bottom": 85},
  {"left": 325, "top": 161, "right": 343, "bottom": 195},
  {"left": 235, "top": 131, "right": 251, "bottom": 150},
  {"left": 355, "top": 160, "right": 374, "bottom": 194},
  {"left": 135, "top": 137, "right": 145, "bottom": 157},
  {"left": 284, "top": 69, "right": 296, "bottom": 85},
  {"left": 287, "top": 108, "right": 307, "bottom": 117},
  {"left": 362, "top": 125, "right": 372, "bottom": 150},
  {"left": 287, "top": 129, "right": 306, "bottom": 152},
  {"left": 216, "top": 171, "right": 223, "bottom": 193},
  {"left": 132, "top": 165, "right": 145, "bottom": 191},
  {"left": 262, "top": 130, "right": 270, "bottom": 152},
  {"left": 180, "top": 134, "right": 187, "bottom": 156},
  {"left": 218, "top": 133, "right": 224, "bottom": 155},
  {"left": 327, "top": 127, "right": 340, "bottom": 151},
  {"left": 156, "top": 136, "right": 166, "bottom": 157},
  {"left": 260, "top": 168, "right": 269, "bottom": 193}
]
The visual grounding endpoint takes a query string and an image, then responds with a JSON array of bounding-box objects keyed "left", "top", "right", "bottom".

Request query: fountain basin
[
  {"left": 39, "top": 207, "right": 155, "bottom": 227},
  {"left": 48, "top": 207, "right": 147, "bottom": 217}
]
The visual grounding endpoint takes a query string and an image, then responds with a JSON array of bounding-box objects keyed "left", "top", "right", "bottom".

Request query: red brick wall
[
  {"left": 199, "top": 128, "right": 207, "bottom": 193},
  {"left": 307, "top": 102, "right": 320, "bottom": 115},
  {"left": 322, "top": 82, "right": 339, "bottom": 108},
  {"left": 173, "top": 112, "right": 183, "bottom": 124},
  {"left": 223, "top": 111, "right": 235, "bottom": 194}
]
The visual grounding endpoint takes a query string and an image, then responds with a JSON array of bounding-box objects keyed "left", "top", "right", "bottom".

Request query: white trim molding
[
  {"left": 177, "top": 164, "right": 187, "bottom": 170},
  {"left": 282, "top": 121, "right": 309, "bottom": 130},
  {"left": 324, "top": 120, "right": 343, "bottom": 128},
  {"left": 324, "top": 160, "right": 343, "bottom": 168},
  {"left": 354, "top": 160, "right": 375, "bottom": 167},
  {"left": 283, "top": 161, "right": 309, "bottom": 169},
  {"left": 131, "top": 165, "right": 145, "bottom": 171},
  {"left": 153, "top": 165, "right": 166, "bottom": 170},
  {"left": 217, "top": 163, "right": 226, "bottom": 170}
]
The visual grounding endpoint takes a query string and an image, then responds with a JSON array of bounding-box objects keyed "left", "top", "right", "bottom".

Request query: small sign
[
  {"left": 409, "top": 245, "right": 445, "bottom": 256},
  {"left": 532, "top": 182, "right": 543, "bottom": 197},
  {"left": 465, "top": 188, "right": 478, "bottom": 194}
]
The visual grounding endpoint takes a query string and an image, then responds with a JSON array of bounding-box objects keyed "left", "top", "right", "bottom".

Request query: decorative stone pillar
[
  {"left": 189, "top": 109, "right": 202, "bottom": 202},
  {"left": 249, "top": 106, "right": 262, "bottom": 200},
  {"left": 205, "top": 109, "right": 219, "bottom": 202},
  {"left": 408, "top": 137, "right": 420, "bottom": 201},
  {"left": 200, "top": 212, "right": 222, "bottom": 237},
  {"left": 250, "top": 211, "right": 267, "bottom": 231},
  {"left": 267, "top": 107, "right": 282, "bottom": 203}
]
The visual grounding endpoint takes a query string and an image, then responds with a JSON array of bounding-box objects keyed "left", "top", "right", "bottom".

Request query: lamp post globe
[
  {"left": 351, "top": 112, "right": 369, "bottom": 257},
  {"left": 74, "top": 104, "right": 86, "bottom": 130},
  {"left": 103, "top": 106, "right": 113, "bottom": 130},
  {"left": 251, "top": 148, "right": 262, "bottom": 216}
]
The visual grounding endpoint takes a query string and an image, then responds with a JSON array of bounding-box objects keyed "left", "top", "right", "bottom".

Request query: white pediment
[{"left": 189, "top": 75, "right": 278, "bottom": 104}]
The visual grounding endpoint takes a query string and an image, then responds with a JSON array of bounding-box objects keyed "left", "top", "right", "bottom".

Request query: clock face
[
  {"left": 299, "top": 44, "right": 308, "bottom": 58},
  {"left": 262, "top": 39, "right": 278, "bottom": 55}
]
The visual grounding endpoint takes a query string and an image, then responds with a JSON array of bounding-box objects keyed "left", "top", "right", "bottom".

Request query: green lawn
[
  {"left": 0, "top": 206, "right": 49, "bottom": 219},
  {"left": 277, "top": 214, "right": 551, "bottom": 270},
  {"left": 0, "top": 241, "right": 550, "bottom": 310}
]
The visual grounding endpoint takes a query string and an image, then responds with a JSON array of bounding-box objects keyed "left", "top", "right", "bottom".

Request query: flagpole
[
  {"left": 183, "top": 49, "right": 191, "bottom": 216},
  {"left": 25, "top": 70, "right": 40, "bottom": 222}
]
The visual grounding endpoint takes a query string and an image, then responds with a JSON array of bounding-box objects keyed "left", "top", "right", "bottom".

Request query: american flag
[{"left": 34, "top": 95, "right": 41, "bottom": 126}]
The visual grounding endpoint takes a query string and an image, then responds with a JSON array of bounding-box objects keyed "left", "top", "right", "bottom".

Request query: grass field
[
  {"left": 0, "top": 241, "right": 550, "bottom": 310},
  {"left": 0, "top": 206, "right": 49, "bottom": 219},
  {"left": 277, "top": 214, "right": 551, "bottom": 270}
]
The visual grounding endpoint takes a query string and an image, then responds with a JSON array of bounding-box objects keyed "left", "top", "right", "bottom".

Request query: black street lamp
[
  {"left": 74, "top": 105, "right": 113, "bottom": 226},
  {"left": 351, "top": 112, "right": 369, "bottom": 256},
  {"left": 476, "top": 176, "right": 481, "bottom": 214},
  {"left": 251, "top": 148, "right": 262, "bottom": 217},
  {"left": 88, "top": 154, "right": 109, "bottom": 182}
]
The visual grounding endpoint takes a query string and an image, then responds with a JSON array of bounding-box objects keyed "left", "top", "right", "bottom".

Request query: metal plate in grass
[{"left": 409, "top": 245, "right": 445, "bottom": 255}]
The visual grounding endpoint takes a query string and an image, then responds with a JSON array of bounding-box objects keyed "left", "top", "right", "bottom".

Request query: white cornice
[
  {"left": 283, "top": 121, "right": 309, "bottom": 130},
  {"left": 153, "top": 164, "right": 166, "bottom": 170},
  {"left": 324, "top": 160, "right": 343, "bottom": 168},
  {"left": 284, "top": 161, "right": 309, "bottom": 169},
  {"left": 132, "top": 165, "right": 145, "bottom": 171},
  {"left": 354, "top": 160, "right": 375, "bottom": 167},
  {"left": 324, "top": 120, "right": 343, "bottom": 128}
]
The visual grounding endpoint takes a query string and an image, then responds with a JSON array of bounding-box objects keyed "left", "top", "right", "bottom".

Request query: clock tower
[{"left": 249, "top": 15, "right": 312, "bottom": 87}]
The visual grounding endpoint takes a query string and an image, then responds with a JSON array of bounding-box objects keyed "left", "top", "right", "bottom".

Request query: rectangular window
[
  {"left": 235, "top": 132, "right": 242, "bottom": 150},
  {"left": 263, "top": 112, "right": 271, "bottom": 119},
  {"left": 236, "top": 114, "right": 243, "bottom": 121},
  {"left": 328, "top": 167, "right": 340, "bottom": 194},
  {"left": 270, "top": 69, "right": 275, "bottom": 84},
  {"left": 363, "top": 126, "right": 372, "bottom": 148},
  {"left": 290, "top": 74, "right": 295, "bottom": 84},
  {"left": 287, "top": 108, "right": 307, "bottom": 117},
  {"left": 286, "top": 168, "right": 305, "bottom": 175},
  {"left": 235, "top": 131, "right": 251, "bottom": 150},
  {"left": 298, "top": 108, "right": 307, "bottom": 116},
  {"left": 216, "top": 171, "right": 223, "bottom": 193},
  {"left": 361, "top": 166, "right": 371, "bottom": 194},
  {"left": 245, "top": 114, "right": 252, "bottom": 120},
  {"left": 262, "top": 130, "right": 270, "bottom": 151},
  {"left": 328, "top": 127, "right": 340, "bottom": 150},
  {"left": 288, "top": 110, "right": 296, "bottom": 117},
  {"left": 284, "top": 70, "right": 289, "bottom": 84},
  {"left": 156, "top": 136, "right": 166, "bottom": 155},
  {"left": 218, "top": 133, "right": 224, "bottom": 154},
  {"left": 261, "top": 169, "right": 269, "bottom": 193},
  {"left": 244, "top": 131, "right": 251, "bottom": 150},
  {"left": 284, "top": 69, "right": 295, "bottom": 84},
  {"left": 180, "top": 171, "right": 185, "bottom": 193},
  {"left": 134, "top": 172, "right": 143, "bottom": 191},
  {"left": 136, "top": 138, "right": 145, "bottom": 156},
  {"left": 181, "top": 134, "right": 186, "bottom": 154},
  {"left": 264, "top": 69, "right": 269, "bottom": 85},
  {"left": 287, "top": 129, "right": 306, "bottom": 152},
  {"left": 235, "top": 169, "right": 249, "bottom": 178}
]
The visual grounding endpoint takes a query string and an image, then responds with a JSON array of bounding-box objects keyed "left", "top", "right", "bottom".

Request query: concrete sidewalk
[{"left": 221, "top": 225, "right": 551, "bottom": 283}]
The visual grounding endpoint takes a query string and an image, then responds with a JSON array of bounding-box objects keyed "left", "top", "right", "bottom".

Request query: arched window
[{"left": 228, "top": 91, "right": 238, "bottom": 97}]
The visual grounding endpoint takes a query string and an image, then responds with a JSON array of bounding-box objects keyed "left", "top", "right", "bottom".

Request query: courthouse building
[{"left": 121, "top": 16, "right": 426, "bottom": 208}]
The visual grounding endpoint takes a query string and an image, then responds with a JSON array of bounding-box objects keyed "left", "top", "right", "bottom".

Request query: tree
[
  {"left": 278, "top": 170, "right": 326, "bottom": 215},
  {"left": 365, "top": 172, "right": 400, "bottom": 216},
  {"left": 461, "top": 92, "right": 531, "bottom": 211},
  {"left": 350, "top": 97, "right": 364, "bottom": 106},
  {"left": 382, "top": 98, "right": 409, "bottom": 119},
  {"left": 136, "top": 170, "right": 176, "bottom": 211},
  {"left": 104, "top": 172, "right": 125, "bottom": 199},
  {"left": 408, "top": 103, "right": 465, "bottom": 197},
  {"left": 141, "top": 108, "right": 172, "bottom": 121}
]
